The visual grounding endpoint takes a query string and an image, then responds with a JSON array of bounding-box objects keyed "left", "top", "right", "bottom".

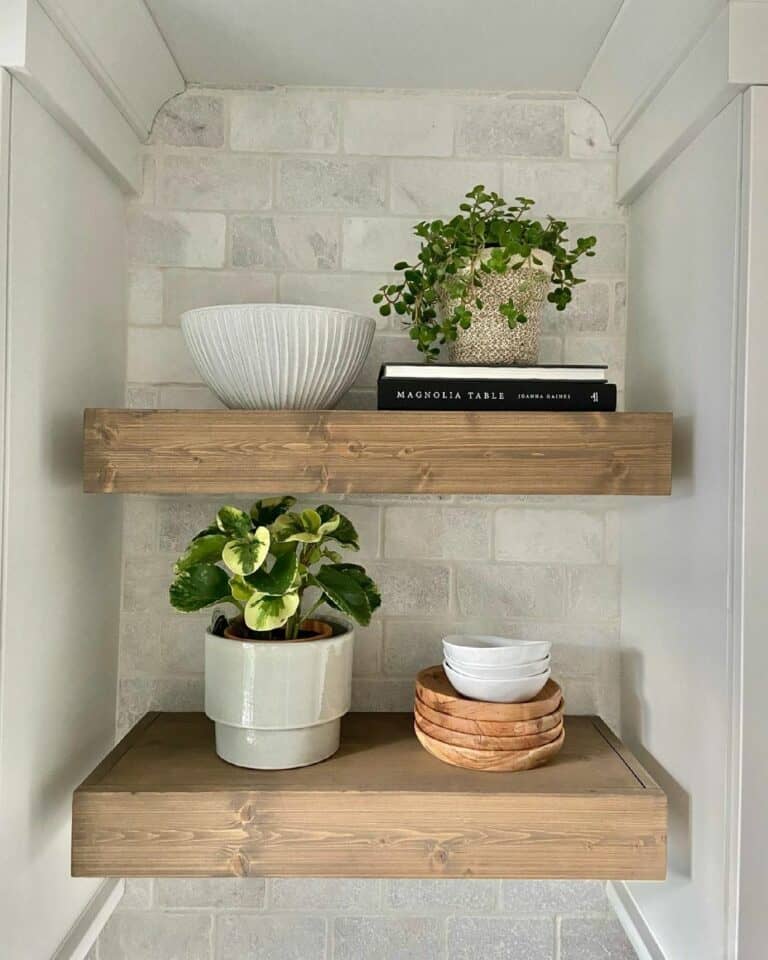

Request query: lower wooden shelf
[{"left": 71, "top": 712, "right": 667, "bottom": 880}]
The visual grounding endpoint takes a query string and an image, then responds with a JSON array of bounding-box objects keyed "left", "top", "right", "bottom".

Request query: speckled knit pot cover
[{"left": 447, "top": 266, "right": 550, "bottom": 365}]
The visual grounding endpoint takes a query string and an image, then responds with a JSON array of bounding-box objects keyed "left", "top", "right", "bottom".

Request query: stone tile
[
  {"left": 152, "top": 93, "right": 225, "bottom": 148},
  {"left": 127, "top": 327, "right": 201, "bottom": 383},
  {"left": 231, "top": 215, "right": 338, "bottom": 270},
  {"left": 155, "top": 878, "right": 265, "bottom": 909},
  {"left": 503, "top": 160, "right": 618, "bottom": 220},
  {"left": 541, "top": 281, "right": 610, "bottom": 335},
  {"left": 385, "top": 879, "right": 498, "bottom": 912},
  {"left": 117, "top": 878, "right": 153, "bottom": 910},
  {"left": 334, "top": 917, "right": 443, "bottom": 960},
  {"left": 342, "top": 218, "right": 421, "bottom": 272},
  {"left": 158, "top": 385, "right": 225, "bottom": 409},
  {"left": 126, "top": 384, "right": 158, "bottom": 409},
  {"left": 127, "top": 268, "right": 163, "bottom": 326},
  {"left": 366, "top": 562, "right": 451, "bottom": 616},
  {"left": 158, "top": 498, "right": 222, "bottom": 552},
  {"left": 352, "top": 620, "right": 382, "bottom": 676},
  {"left": 494, "top": 509, "right": 604, "bottom": 563},
  {"left": 158, "top": 155, "right": 271, "bottom": 211},
  {"left": 280, "top": 158, "right": 387, "bottom": 211},
  {"left": 344, "top": 98, "right": 453, "bottom": 156},
  {"left": 339, "top": 389, "right": 377, "bottom": 410},
  {"left": 122, "top": 497, "right": 157, "bottom": 554},
  {"left": 456, "top": 565, "right": 565, "bottom": 619},
  {"left": 138, "top": 154, "right": 156, "bottom": 206},
  {"left": 353, "top": 333, "right": 420, "bottom": 390},
  {"left": 231, "top": 92, "right": 339, "bottom": 153},
  {"left": 501, "top": 879, "right": 608, "bottom": 914},
  {"left": 382, "top": 619, "right": 452, "bottom": 676},
  {"left": 164, "top": 269, "right": 277, "bottom": 325},
  {"left": 538, "top": 334, "right": 564, "bottom": 363},
  {"left": 576, "top": 223, "right": 626, "bottom": 277},
  {"left": 567, "top": 566, "right": 621, "bottom": 620},
  {"left": 269, "top": 878, "right": 380, "bottom": 911},
  {"left": 568, "top": 100, "right": 616, "bottom": 159},
  {"left": 119, "top": 613, "right": 162, "bottom": 676},
  {"left": 98, "top": 911, "right": 212, "bottom": 960},
  {"left": 611, "top": 281, "right": 627, "bottom": 334},
  {"left": 563, "top": 335, "right": 624, "bottom": 387},
  {"left": 159, "top": 616, "right": 207, "bottom": 675},
  {"left": 560, "top": 916, "right": 637, "bottom": 959},
  {"left": 278, "top": 273, "right": 392, "bottom": 329},
  {"left": 351, "top": 679, "right": 417, "bottom": 712},
  {"left": 384, "top": 506, "right": 491, "bottom": 560},
  {"left": 447, "top": 916, "right": 554, "bottom": 960},
  {"left": 314, "top": 500, "right": 381, "bottom": 559},
  {"left": 123, "top": 556, "right": 178, "bottom": 614},
  {"left": 456, "top": 100, "right": 564, "bottom": 158},
  {"left": 217, "top": 915, "right": 325, "bottom": 960},
  {"left": 127, "top": 210, "right": 225, "bottom": 268},
  {"left": 391, "top": 159, "right": 501, "bottom": 215},
  {"left": 118, "top": 677, "right": 204, "bottom": 737}
]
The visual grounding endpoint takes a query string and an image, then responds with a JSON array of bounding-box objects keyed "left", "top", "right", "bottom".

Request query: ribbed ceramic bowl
[{"left": 180, "top": 303, "right": 376, "bottom": 409}]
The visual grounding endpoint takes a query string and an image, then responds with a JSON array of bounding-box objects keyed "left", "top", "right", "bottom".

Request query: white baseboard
[
  {"left": 52, "top": 878, "right": 124, "bottom": 960},
  {"left": 607, "top": 881, "right": 666, "bottom": 960}
]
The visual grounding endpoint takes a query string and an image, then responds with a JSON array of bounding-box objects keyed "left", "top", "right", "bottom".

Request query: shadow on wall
[{"left": 621, "top": 647, "right": 691, "bottom": 878}]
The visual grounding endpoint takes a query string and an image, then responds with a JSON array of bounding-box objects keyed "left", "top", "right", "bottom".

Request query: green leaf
[
  {"left": 222, "top": 526, "right": 270, "bottom": 576},
  {"left": 249, "top": 495, "right": 296, "bottom": 526},
  {"left": 247, "top": 547, "right": 299, "bottom": 596},
  {"left": 244, "top": 591, "right": 300, "bottom": 632},
  {"left": 216, "top": 505, "right": 251, "bottom": 537},
  {"left": 169, "top": 563, "right": 231, "bottom": 612},
  {"left": 316, "top": 505, "right": 360, "bottom": 551},
  {"left": 314, "top": 563, "right": 381, "bottom": 626},
  {"left": 229, "top": 575, "right": 255, "bottom": 604},
  {"left": 272, "top": 509, "right": 340, "bottom": 544},
  {"left": 174, "top": 533, "right": 227, "bottom": 573}
]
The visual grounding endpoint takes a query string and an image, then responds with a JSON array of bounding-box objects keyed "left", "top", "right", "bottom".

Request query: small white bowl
[
  {"left": 445, "top": 656, "right": 550, "bottom": 681},
  {"left": 442, "top": 635, "right": 551, "bottom": 667},
  {"left": 444, "top": 662, "right": 551, "bottom": 703}
]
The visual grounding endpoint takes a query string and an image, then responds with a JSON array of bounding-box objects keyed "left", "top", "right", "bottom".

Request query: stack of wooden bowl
[{"left": 414, "top": 662, "right": 565, "bottom": 772}]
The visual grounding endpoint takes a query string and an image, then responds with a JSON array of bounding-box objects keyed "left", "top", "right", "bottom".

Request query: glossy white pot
[
  {"left": 181, "top": 303, "right": 375, "bottom": 409},
  {"left": 205, "top": 618, "right": 354, "bottom": 769}
]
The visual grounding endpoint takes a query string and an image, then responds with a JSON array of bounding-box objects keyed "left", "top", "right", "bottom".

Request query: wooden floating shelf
[
  {"left": 83, "top": 408, "right": 673, "bottom": 495},
  {"left": 71, "top": 713, "right": 667, "bottom": 879}
]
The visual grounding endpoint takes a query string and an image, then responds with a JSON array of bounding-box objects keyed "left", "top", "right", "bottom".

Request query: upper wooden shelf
[
  {"left": 72, "top": 713, "right": 667, "bottom": 880},
  {"left": 83, "top": 409, "right": 673, "bottom": 495}
]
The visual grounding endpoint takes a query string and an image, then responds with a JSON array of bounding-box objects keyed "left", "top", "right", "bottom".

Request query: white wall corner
[
  {"left": 614, "top": 2, "right": 768, "bottom": 203},
  {"left": 51, "top": 878, "right": 124, "bottom": 960},
  {"left": 0, "top": 0, "right": 185, "bottom": 194},
  {"left": 607, "top": 882, "right": 667, "bottom": 960}
]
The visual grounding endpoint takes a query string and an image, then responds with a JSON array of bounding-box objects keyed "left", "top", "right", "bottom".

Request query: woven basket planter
[{"left": 446, "top": 255, "right": 551, "bottom": 365}]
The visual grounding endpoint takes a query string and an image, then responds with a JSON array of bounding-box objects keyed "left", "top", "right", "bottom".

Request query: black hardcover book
[{"left": 377, "top": 378, "right": 617, "bottom": 412}]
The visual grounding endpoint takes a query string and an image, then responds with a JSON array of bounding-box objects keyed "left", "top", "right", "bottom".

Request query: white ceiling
[{"left": 144, "top": 0, "right": 624, "bottom": 91}]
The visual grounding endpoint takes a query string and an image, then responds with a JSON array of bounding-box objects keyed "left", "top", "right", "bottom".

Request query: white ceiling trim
[{"left": 616, "top": 2, "right": 768, "bottom": 203}]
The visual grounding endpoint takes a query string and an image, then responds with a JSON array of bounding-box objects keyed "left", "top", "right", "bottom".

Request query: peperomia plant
[
  {"left": 169, "top": 496, "right": 381, "bottom": 640},
  {"left": 374, "top": 185, "right": 597, "bottom": 360}
]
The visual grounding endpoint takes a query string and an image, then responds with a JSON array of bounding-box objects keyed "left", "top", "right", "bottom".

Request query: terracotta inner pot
[{"left": 223, "top": 617, "right": 334, "bottom": 643}]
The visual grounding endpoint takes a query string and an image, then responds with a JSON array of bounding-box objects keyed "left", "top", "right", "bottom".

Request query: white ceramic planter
[
  {"left": 180, "top": 303, "right": 375, "bottom": 409},
  {"left": 205, "top": 618, "right": 354, "bottom": 769}
]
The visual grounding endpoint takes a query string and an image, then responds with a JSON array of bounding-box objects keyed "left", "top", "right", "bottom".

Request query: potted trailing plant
[
  {"left": 374, "top": 185, "right": 597, "bottom": 364},
  {"left": 169, "top": 496, "right": 380, "bottom": 769}
]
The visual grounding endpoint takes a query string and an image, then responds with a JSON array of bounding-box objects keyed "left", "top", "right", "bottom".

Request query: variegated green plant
[{"left": 169, "top": 496, "right": 381, "bottom": 640}]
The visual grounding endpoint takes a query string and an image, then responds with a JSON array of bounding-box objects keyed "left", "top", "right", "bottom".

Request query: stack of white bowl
[{"left": 442, "top": 635, "right": 552, "bottom": 703}]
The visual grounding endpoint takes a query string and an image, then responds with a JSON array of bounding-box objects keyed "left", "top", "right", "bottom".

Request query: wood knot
[{"left": 229, "top": 851, "right": 250, "bottom": 877}]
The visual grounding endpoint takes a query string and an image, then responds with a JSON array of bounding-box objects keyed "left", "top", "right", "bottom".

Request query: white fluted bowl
[{"left": 180, "top": 304, "right": 376, "bottom": 409}]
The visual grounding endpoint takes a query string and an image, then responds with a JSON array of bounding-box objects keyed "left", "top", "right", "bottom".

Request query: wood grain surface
[
  {"left": 414, "top": 721, "right": 565, "bottom": 771},
  {"left": 71, "top": 712, "right": 667, "bottom": 880},
  {"left": 82, "top": 408, "right": 673, "bottom": 495},
  {"left": 415, "top": 694, "right": 564, "bottom": 736},
  {"left": 416, "top": 666, "right": 563, "bottom": 721},
  {"left": 414, "top": 709, "right": 563, "bottom": 751}
]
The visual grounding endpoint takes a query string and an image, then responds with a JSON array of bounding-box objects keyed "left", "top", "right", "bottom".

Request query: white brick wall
[{"left": 98, "top": 86, "right": 635, "bottom": 960}]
